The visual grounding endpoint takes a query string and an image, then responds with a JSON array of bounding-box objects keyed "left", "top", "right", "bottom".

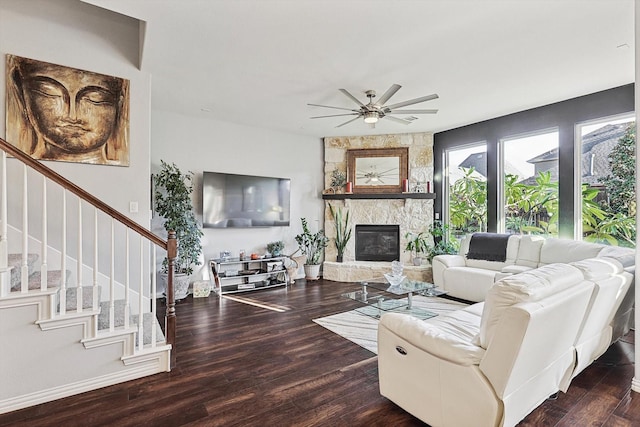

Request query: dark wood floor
[{"left": 0, "top": 279, "right": 638, "bottom": 426}]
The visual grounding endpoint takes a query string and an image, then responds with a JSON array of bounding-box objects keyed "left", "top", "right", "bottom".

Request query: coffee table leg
[{"left": 407, "top": 292, "right": 413, "bottom": 309}]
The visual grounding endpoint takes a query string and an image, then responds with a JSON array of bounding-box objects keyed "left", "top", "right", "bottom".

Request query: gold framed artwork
[
  {"left": 5, "top": 54, "right": 130, "bottom": 166},
  {"left": 347, "top": 147, "right": 408, "bottom": 193}
]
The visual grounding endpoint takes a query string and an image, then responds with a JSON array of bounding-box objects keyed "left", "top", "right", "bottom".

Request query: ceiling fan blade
[
  {"left": 339, "top": 89, "right": 365, "bottom": 107},
  {"left": 307, "top": 103, "right": 358, "bottom": 112},
  {"left": 376, "top": 84, "right": 402, "bottom": 106},
  {"left": 336, "top": 116, "right": 361, "bottom": 128},
  {"left": 388, "top": 109, "right": 438, "bottom": 114},
  {"left": 383, "top": 93, "right": 439, "bottom": 111},
  {"left": 310, "top": 113, "right": 359, "bottom": 119},
  {"left": 384, "top": 116, "right": 412, "bottom": 125}
]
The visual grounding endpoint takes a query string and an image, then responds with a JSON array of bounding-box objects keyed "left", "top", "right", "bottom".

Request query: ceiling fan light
[{"left": 363, "top": 112, "right": 378, "bottom": 124}]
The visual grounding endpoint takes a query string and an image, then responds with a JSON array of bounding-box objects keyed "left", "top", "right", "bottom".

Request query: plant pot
[
  {"left": 336, "top": 254, "right": 343, "bottom": 263},
  {"left": 304, "top": 264, "right": 321, "bottom": 280},
  {"left": 412, "top": 257, "right": 423, "bottom": 266},
  {"left": 160, "top": 272, "right": 191, "bottom": 301}
]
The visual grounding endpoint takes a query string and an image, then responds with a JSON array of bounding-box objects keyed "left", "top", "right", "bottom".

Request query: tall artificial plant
[
  {"left": 294, "top": 218, "right": 329, "bottom": 265},
  {"left": 328, "top": 203, "right": 352, "bottom": 260},
  {"left": 153, "top": 160, "right": 203, "bottom": 275}
]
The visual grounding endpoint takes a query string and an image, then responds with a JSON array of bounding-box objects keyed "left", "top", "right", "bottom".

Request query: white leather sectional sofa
[
  {"left": 432, "top": 234, "right": 635, "bottom": 342},
  {"left": 378, "top": 256, "right": 634, "bottom": 427}
]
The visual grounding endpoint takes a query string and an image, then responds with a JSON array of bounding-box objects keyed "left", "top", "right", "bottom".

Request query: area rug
[{"left": 313, "top": 295, "right": 468, "bottom": 354}]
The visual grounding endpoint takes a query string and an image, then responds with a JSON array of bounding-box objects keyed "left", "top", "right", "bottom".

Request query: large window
[
  {"left": 433, "top": 84, "right": 634, "bottom": 240},
  {"left": 499, "top": 130, "right": 559, "bottom": 235},
  {"left": 576, "top": 114, "right": 635, "bottom": 247},
  {"left": 445, "top": 143, "right": 487, "bottom": 236}
]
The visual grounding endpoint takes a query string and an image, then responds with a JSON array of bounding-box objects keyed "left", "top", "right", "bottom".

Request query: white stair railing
[{"left": 0, "top": 136, "right": 176, "bottom": 366}]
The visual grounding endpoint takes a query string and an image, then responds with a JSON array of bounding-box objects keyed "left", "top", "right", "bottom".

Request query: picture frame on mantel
[{"left": 347, "top": 147, "right": 408, "bottom": 194}]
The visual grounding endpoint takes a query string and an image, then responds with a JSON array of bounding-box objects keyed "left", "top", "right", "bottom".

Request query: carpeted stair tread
[
  {"left": 10, "top": 269, "right": 68, "bottom": 292},
  {"left": 98, "top": 300, "right": 165, "bottom": 346},
  {"left": 8, "top": 253, "right": 39, "bottom": 288},
  {"left": 60, "top": 285, "right": 101, "bottom": 311}
]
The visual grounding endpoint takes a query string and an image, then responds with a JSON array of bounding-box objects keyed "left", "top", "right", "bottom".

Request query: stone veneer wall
[{"left": 323, "top": 132, "right": 434, "bottom": 271}]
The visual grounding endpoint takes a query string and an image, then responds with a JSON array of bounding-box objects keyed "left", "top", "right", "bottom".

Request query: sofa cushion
[
  {"left": 514, "top": 235, "right": 545, "bottom": 268},
  {"left": 570, "top": 257, "right": 624, "bottom": 281},
  {"left": 539, "top": 238, "right": 603, "bottom": 266},
  {"left": 476, "top": 263, "right": 584, "bottom": 349},
  {"left": 598, "top": 245, "right": 635, "bottom": 268}
]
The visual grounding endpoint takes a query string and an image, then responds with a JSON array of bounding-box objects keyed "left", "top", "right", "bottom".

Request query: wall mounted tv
[{"left": 202, "top": 171, "right": 291, "bottom": 228}]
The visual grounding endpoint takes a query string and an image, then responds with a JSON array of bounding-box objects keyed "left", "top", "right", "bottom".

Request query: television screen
[{"left": 202, "top": 171, "right": 291, "bottom": 228}]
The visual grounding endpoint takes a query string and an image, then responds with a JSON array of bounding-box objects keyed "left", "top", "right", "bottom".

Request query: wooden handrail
[{"left": 0, "top": 137, "right": 166, "bottom": 249}]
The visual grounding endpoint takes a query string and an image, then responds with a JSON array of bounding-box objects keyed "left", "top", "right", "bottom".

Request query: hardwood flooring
[{"left": 0, "top": 279, "right": 638, "bottom": 426}]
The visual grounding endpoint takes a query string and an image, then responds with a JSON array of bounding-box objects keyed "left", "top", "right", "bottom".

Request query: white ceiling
[{"left": 84, "top": 0, "right": 635, "bottom": 138}]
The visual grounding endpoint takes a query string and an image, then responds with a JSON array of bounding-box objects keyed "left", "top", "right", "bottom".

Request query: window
[
  {"left": 445, "top": 143, "right": 487, "bottom": 236},
  {"left": 499, "top": 130, "right": 559, "bottom": 235},
  {"left": 576, "top": 114, "right": 635, "bottom": 247}
]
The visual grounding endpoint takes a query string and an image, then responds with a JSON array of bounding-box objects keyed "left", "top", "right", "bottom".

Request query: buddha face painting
[{"left": 6, "top": 55, "right": 130, "bottom": 166}]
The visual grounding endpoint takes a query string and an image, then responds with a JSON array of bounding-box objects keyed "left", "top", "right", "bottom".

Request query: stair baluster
[
  {"left": 21, "top": 164, "right": 28, "bottom": 293},
  {"left": 76, "top": 199, "right": 82, "bottom": 312},
  {"left": 40, "top": 176, "right": 47, "bottom": 291},
  {"left": 60, "top": 190, "right": 66, "bottom": 315},
  {"left": 93, "top": 208, "right": 99, "bottom": 311},
  {"left": 1, "top": 152, "right": 7, "bottom": 272},
  {"left": 124, "top": 229, "right": 130, "bottom": 330}
]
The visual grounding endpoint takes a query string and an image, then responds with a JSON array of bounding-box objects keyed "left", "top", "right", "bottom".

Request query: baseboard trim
[{"left": 0, "top": 355, "right": 169, "bottom": 414}]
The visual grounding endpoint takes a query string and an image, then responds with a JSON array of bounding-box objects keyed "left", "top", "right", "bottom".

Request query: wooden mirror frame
[{"left": 347, "top": 147, "right": 408, "bottom": 194}]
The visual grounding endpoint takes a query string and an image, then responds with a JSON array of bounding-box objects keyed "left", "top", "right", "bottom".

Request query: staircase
[{"left": 0, "top": 137, "right": 176, "bottom": 414}]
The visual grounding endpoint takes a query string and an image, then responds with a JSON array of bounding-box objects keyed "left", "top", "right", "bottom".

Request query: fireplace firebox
[{"left": 355, "top": 224, "right": 400, "bottom": 262}]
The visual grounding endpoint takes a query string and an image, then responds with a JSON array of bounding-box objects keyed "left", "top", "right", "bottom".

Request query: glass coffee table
[{"left": 342, "top": 277, "right": 446, "bottom": 320}]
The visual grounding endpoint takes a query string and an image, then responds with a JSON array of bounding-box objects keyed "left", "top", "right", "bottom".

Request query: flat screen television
[{"left": 202, "top": 171, "right": 291, "bottom": 228}]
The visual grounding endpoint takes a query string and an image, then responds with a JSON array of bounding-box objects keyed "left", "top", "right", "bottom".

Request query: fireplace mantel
[{"left": 322, "top": 193, "right": 435, "bottom": 200}]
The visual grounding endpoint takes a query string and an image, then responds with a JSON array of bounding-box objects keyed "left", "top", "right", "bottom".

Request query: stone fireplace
[{"left": 322, "top": 132, "right": 434, "bottom": 282}]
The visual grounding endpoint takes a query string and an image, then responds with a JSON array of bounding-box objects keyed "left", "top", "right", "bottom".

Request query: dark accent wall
[{"left": 433, "top": 84, "right": 634, "bottom": 237}]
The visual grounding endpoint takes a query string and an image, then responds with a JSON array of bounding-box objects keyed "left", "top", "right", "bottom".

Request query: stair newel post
[{"left": 166, "top": 230, "right": 177, "bottom": 368}]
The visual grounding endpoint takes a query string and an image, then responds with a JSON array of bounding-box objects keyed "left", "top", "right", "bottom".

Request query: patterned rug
[{"left": 313, "top": 295, "right": 468, "bottom": 354}]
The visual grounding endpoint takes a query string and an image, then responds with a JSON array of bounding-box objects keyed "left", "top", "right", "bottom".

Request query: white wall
[
  {"left": 151, "top": 110, "right": 324, "bottom": 278},
  {"left": 0, "top": 0, "right": 151, "bottom": 226},
  {"left": 0, "top": 0, "right": 325, "bottom": 283}
]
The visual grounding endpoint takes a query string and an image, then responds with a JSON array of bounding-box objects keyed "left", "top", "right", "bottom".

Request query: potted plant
[
  {"left": 294, "top": 218, "right": 329, "bottom": 280},
  {"left": 328, "top": 203, "right": 351, "bottom": 262},
  {"left": 405, "top": 231, "right": 429, "bottom": 266},
  {"left": 153, "top": 160, "right": 203, "bottom": 300},
  {"left": 267, "top": 240, "right": 285, "bottom": 257},
  {"left": 425, "top": 220, "right": 459, "bottom": 262}
]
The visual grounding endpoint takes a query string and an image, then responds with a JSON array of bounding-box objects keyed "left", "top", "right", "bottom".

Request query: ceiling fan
[{"left": 308, "top": 84, "right": 438, "bottom": 128}]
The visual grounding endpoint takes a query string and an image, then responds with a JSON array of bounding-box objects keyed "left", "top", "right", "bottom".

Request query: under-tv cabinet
[{"left": 209, "top": 256, "right": 289, "bottom": 295}]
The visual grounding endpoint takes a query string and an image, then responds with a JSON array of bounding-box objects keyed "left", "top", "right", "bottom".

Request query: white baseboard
[{"left": 0, "top": 352, "right": 170, "bottom": 414}]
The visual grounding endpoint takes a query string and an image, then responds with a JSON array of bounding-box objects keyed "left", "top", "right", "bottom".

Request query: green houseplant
[
  {"left": 425, "top": 220, "right": 459, "bottom": 262},
  {"left": 404, "top": 231, "right": 430, "bottom": 265},
  {"left": 153, "top": 160, "right": 203, "bottom": 299},
  {"left": 266, "top": 240, "right": 285, "bottom": 257},
  {"left": 328, "top": 203, "right": 352, "bottom": 262},
  {"left": 294, "top": 218, "right": 329, "bottom": 280}
]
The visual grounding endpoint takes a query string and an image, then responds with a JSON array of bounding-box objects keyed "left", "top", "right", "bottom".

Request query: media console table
[{"left": 209, "top": 256, "right": 289, "bottom": 296}]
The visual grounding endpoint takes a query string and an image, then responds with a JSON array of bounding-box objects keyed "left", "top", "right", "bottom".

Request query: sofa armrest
[
  {"left": 432, "top": 254, "right": 466, "bottom": 288},
  {"left": 433, "top": 254, "right": 466, "bottom": 268},
  {"left": 379, "top": 313, "right": 485, "bottom": 366}
]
